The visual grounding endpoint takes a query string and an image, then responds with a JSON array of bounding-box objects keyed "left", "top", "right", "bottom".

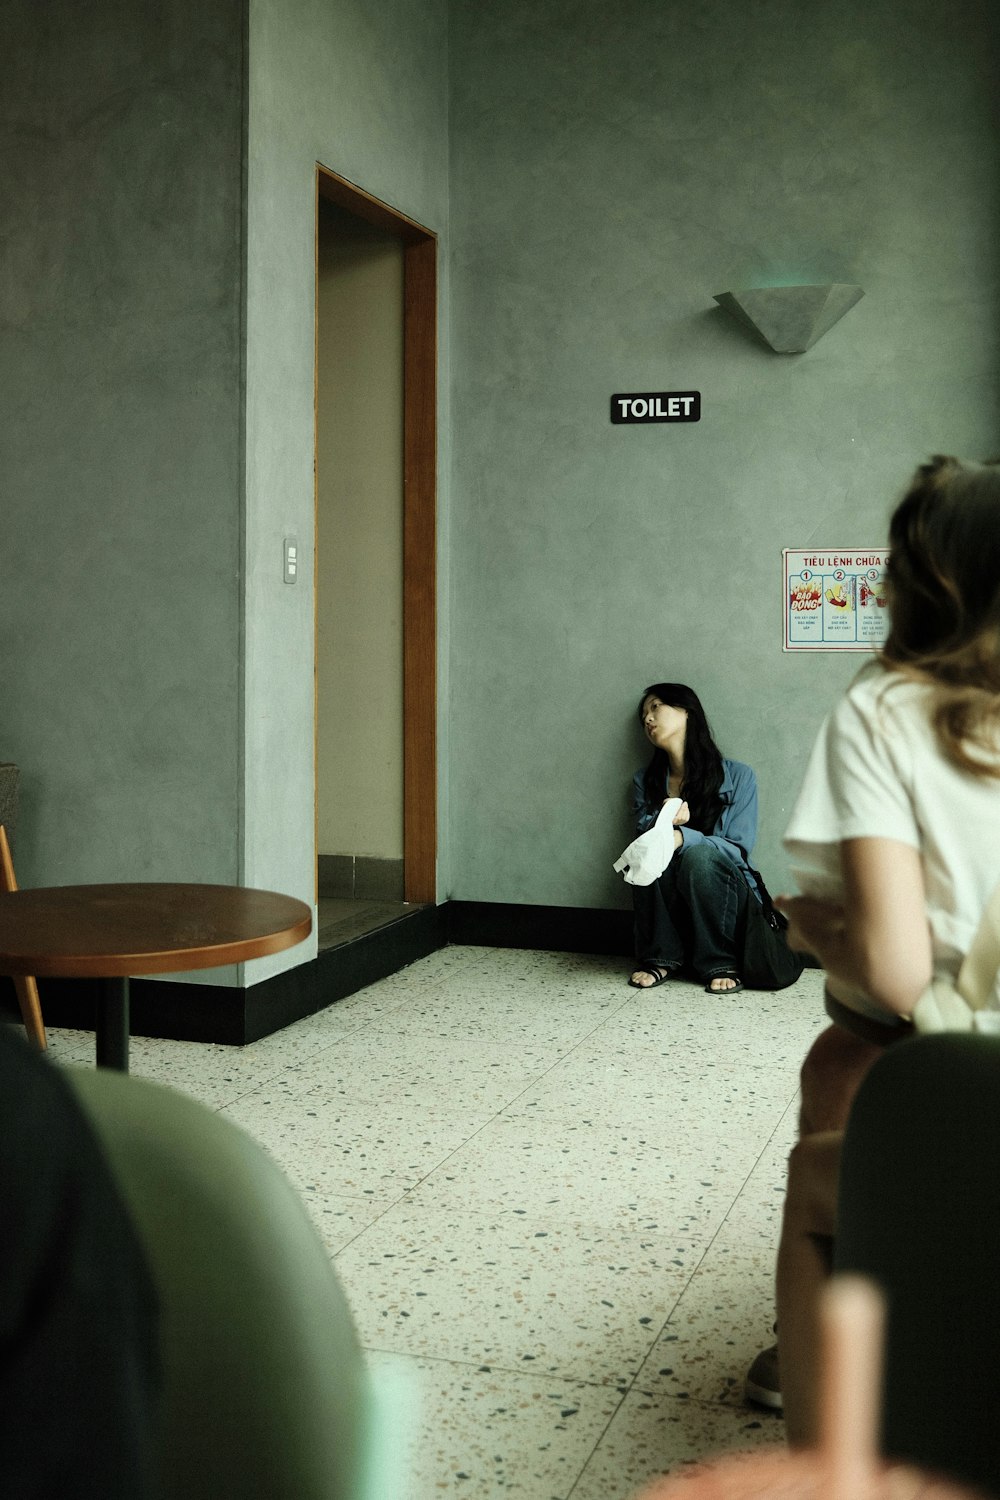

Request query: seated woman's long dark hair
[{"left": 638, "top": 683, "right": 725, "bottom": 834}]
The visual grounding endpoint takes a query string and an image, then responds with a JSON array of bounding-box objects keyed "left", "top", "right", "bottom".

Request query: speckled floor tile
[
  {"left": 394, "top": 943, "right": 499, "bottom": 977},
  {"left": 357, "top": 946, "right": 623, "bottom": 997},
  {"left": 293, "top": 1186, "right": 394, "bottom": 1255},
  {"left": 35, "top": 1025, "right": 96, "bottom": 1066},
  {"left": 443, "top": 949, "right": 623, "bottom": 985},
  {"left": 280, "top": 1031, "right": 562, "bottom": 1114},
  {"left": 384, "top": 950, "right": 626, "bottom": 1010},
  {"left": 365, "top": 982, "right": 630, "bottom": 1048},
  {"left": 336, "top": 1204, "right": 696, "bottom": 1385},
  {"left": 43, "top": 942, "right": 812, "bottom": 1498},
  {"left": 276, "top": 999, "right": 393, "bottom": 1041},
  {"left": 570, "top": 1389, "right": 783, "bottom": 1500},
  {"left": 403, "top": 1112, "right": 752, "bottom": 1233},
  {"left": 365, "top": 1351, "right": 623, "bottom": 1499},
  {"left": 720, "top": 1107, "right": 797, "bottom": 1237},
  {"left": 349, "top": 944, "right": 498, "bottom": 997},
  {"left": 289, "top": 949, "right": 493, "bottom": 1032},
  {"left": 286, "top": 948, "right": 628, "bottom": 1054},
  {"left": 123, "top": 1028, "right": 341, "bottom": 1109},
  {"left": 632, "top": 1117, "right": 797, "bottom": 1409},
  {"left": 502, "top": 1047, "right": 797, "bottom": 1134},
  {"left": 253, "top": 946, "right": 525, "bottom": 1039},
  {"left": 592, "top": 974, "right": 827, "bottom": 1075},
  {"left": 632, "top": 1259, "right": 780, "bottom": 1411},
  {"left": 218, "top": 1084, "right": 483, "bottom": 1204}
]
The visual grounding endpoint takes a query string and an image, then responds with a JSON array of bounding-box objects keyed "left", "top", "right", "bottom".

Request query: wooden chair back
[{"left": 0, "top": 825, "right": 46, "bottom": 1049}]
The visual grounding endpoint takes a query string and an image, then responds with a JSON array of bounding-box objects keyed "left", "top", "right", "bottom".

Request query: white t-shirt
[{"left": 785, "top": 661, "right": 1000, "bottom": 983}]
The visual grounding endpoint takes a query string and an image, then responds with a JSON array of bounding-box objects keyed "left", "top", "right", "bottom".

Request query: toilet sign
[{"left": 610, "top": 391, "right": 701, "bottom": 424}]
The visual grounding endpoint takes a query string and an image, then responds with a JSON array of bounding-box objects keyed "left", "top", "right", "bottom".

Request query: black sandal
[
  {"left": 629, "top": 966, "right": 675, "bottom": 990},
  {"left": 704, "top": 973, "right": 744, "bottom": 994}
]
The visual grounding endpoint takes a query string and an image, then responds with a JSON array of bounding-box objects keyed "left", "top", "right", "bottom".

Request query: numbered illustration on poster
[{"left": 783, "top": 549, "right": 889, "bottom": 651}]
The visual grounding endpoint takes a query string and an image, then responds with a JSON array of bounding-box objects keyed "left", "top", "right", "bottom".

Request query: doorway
[{"left": 314, "top": 168, "right": 437, "bottom": 949}]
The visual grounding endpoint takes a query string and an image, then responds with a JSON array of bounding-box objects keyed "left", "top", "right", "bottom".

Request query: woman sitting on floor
[{"left": 628, "top": 682, "right": 761, "bottom": 994}]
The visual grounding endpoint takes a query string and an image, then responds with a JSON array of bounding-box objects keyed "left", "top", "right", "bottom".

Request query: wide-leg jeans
[{"left": 632, "top": 841, "right": 752, "bottom": 982}]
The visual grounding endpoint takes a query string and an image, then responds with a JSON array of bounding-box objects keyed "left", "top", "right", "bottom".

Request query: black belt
[{"left": 824, "top": 987, "right": 914, "bottom": 1048}]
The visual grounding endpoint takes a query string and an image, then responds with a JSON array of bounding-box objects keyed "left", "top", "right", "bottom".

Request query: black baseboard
[
  {"left": 446, "top": 900, "right": 633, "bottom": 956},
  {"left": 444, "top": 900, "right": 819, "bottom": 967}
]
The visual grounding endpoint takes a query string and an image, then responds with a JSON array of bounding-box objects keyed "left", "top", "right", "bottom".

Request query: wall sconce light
[{"left": 712, "top": 283, "right": 864, "bottom": 353}]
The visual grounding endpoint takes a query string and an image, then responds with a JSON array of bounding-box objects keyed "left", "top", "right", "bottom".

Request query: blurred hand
[
  {"left": 773, "top": 894, "right": 845, "bottom": 959},
  {"left": 671, "top": 800, "right": 690, "bottom": 827}
]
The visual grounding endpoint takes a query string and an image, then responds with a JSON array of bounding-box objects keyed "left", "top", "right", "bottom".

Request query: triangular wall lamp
[{"left": 712, "top": 283, "right": 864, "bottom": 353}]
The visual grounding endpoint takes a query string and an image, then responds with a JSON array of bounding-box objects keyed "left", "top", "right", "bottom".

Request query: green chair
[
  {"left": 834, "top": 1032, "right": 1000, "bottom": 1499},
  {"left": 66, "top": 1066, "right": 385, "bottom": 1500}
]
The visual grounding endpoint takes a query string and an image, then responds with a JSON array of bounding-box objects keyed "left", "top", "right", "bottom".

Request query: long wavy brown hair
[{"left": 881, "top": 455, "right": 1000, "bottom": 776}]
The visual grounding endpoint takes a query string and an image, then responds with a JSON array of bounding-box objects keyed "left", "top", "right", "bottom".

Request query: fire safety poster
[{"left": 783, "top": 549, "right": 890, "bottom": 651}]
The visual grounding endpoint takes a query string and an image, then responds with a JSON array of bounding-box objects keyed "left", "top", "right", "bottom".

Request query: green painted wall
[
  {"left": 1, "top": 0, "right": 449, "bottom": 986},
  {"left": 4, "top": 0, "right": 998, "bottom": 968},
  {"left": 0, "top": 0, "right": 246, "bottom": 892},
  {"left": 447, "top": 0, "right": 1000, "bottom": 909},
  {"left": 243, "top": 0, "right": 450, "bottom": 975}
]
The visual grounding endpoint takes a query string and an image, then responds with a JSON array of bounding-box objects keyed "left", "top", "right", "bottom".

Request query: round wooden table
[{"left": 0, "top": 883, "right": 313, "bottom": 1070}]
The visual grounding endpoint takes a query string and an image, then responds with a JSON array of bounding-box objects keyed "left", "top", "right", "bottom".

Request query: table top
[{"left": 0, "top": 883, "right": 313, "bottom": 977}]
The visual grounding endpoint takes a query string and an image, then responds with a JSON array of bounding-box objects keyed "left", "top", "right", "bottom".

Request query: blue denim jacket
[{"left": 630, "top": 758, "right": 761, "bottom": 901}]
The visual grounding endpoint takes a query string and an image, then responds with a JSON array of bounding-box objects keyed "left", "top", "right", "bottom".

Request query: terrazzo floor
[{"left": 40, "top": 946, "right": 827, "bottom": 1499}]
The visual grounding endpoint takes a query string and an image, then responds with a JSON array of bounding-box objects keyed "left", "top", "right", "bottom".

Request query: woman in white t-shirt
[{"left": 759, "top": 456, "right": 1000, "bottom": 1442}]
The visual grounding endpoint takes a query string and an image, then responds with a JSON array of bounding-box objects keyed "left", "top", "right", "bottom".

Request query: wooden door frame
[{"left": 314, "top": 165, "right": 437, "bottom": 905}]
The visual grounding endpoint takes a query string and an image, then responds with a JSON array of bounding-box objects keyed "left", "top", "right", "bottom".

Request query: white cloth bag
[
  {"left": 913, "top": 878, "right": 1000, "bottom": 1033},
  {"left": 613, "top": 798, "right": 683, "bottom": 887}
]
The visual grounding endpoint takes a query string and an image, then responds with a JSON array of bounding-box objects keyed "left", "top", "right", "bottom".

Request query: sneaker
[{"left": 745, "top": 1342, "right": 783, "bottom": 1411}]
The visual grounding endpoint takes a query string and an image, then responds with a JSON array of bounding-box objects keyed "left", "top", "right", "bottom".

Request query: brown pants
[{"left": 776, "top": 995, "right": 911, "bottom": 1444}]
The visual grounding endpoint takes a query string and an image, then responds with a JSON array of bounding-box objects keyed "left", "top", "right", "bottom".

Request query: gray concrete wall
[
  {"left": 0, "top": 0, "right": 246, "bottom": 892},
  {"left": 243, "top": 0, "right": 450, "bottom": 977},
  {"left": 447, "top": 0, "right": 1000, "bottom": 909}
]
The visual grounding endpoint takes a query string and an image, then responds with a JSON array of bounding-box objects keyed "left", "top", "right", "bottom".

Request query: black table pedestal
[{"left": 96, "top": 976, "right": 130, "bottom": 1072}]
